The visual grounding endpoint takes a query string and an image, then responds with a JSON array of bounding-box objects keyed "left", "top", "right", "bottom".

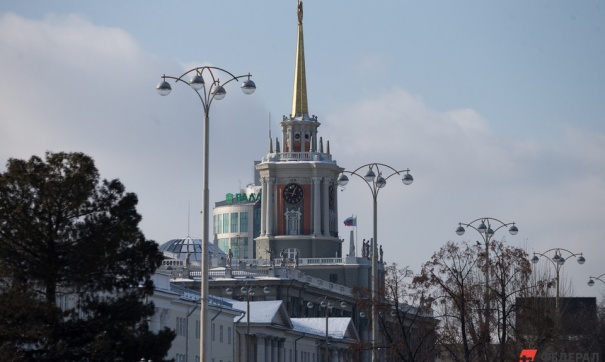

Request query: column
[
  {"left": 271, "top": 337, "right": 277, "bottom": 361},
  {"left": 261, "top": 177, "right": 267, "bottom": 236},
  {"left": 264, "top": 337, "right": 270, "bottom": 362},
  {"left": 301, "top": 126, "right": 307, "bottom": 153},
  {"left": 321, "top": 178, "right": 330, "bottom": 236},
  {"left": 256, "top": 336, "right": 266, "bottom": 362},
  {"left": 332, "top": 348, "right": 339, "bottom": 362},
  {"left": 278, "top": 338, "right": 285, "bottom": 361},
  {"left": 266, "top": 178, "right": 275, "bottom": 236},
  {"left": 312, "top": 177, "right": 321, "bottom": 235}
]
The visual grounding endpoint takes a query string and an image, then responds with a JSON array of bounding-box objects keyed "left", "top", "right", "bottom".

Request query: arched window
[{"left": 285, "top": 208, "right": 302, "bottom": 235}]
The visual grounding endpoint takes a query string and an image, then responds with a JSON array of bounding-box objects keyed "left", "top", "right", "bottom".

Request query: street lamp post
[
  {"left": 157, "top": 66, "right": 256, "bottom": 362},
  {"left": 337, "top": 163, "right": 413, "bottom": 362},
  {"left": 588, "top": 274, "right": 605, "bottom": 287},
  {"left": 455, "top": 217, "right": 518, "bottom": 359},
  {"left": 226, "top": 283, "right": 270, "bottom": 361},
  {"left": 307, "top": 297, "right": 348, "bottom": 360},
  {"left": 531, "top": 248, "right": 585, "bottom": 313}
]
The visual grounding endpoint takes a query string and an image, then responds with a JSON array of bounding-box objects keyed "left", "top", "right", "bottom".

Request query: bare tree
[
  {"left": 348, "top": 264, "right": 437, "bottom": 362},
  {"left": 488, "top": 239, "right": 531, "bottom": 361},
  {"left": 413, "top": 241, "right": 484, "bottom": 362},
  {"left": 414, "top": 239, "right": 531, "bottom": 362},
  {"left": 379, "top": 263, "right": 437, "bottom": 361}
]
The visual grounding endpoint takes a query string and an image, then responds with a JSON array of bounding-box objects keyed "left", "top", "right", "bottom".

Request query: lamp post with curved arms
[
  {"left": 156, "top": 66, "right": 256, "bottom": 361},
  {"left": 531, "top": 248, "right": 585, "bottom": 312},
  {"left": 455, "top": 218, "right": 519, "bottom": 279},
  {"left": 337, "top": 163, "right": 413, "bottom": 362},
  {"left": 455, "top": 218, "right": 519, "bottom": 305},
  {"left": 455, "top": 217, "right": 518, "bottom": 360},
  {"left": 226, "top": 283, "right": 271, "bottom": 361},
  {"left": 307, "top": 297, "right": 348, "bottom": 361},
  {"left": 588, "top": 274, "right": 605, "bottom": 287}
]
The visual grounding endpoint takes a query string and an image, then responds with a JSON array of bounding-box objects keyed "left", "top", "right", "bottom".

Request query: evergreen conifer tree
[{"left": 0, "top": 152, "right": 175, "bottom": 361}]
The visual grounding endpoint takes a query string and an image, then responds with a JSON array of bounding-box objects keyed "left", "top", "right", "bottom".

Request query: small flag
[{"left": 344, "top": 216, "right": 356, "bottom": 226}]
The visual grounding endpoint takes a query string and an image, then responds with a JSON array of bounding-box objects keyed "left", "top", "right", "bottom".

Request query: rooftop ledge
[{"left": 261, "top": 152, "right": 334, "bottom": 163}]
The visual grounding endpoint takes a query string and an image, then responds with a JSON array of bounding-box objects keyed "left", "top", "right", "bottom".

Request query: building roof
[
  {"left": 214, "top": 199, "right": 259, "bottom": 207},
  {"left": 231, "top": 300, "right": 293, "bottom": 329},
  {"left": 291, "top": 317, "right": 359, "bottom": 341},
  {"left": 229, "top": 299, "right": 359, "bottom": 342}
]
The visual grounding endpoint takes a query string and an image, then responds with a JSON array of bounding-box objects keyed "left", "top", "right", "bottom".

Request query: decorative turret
[{"left": 254, "top": 1, "right": 343, "bottom": 261}]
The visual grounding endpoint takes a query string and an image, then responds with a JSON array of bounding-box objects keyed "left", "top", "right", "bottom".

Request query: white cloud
[
  {"left": 321, "top": 87, "right": 605, "bottom": 297},
  {"left": 1, "top": 11, "right": 603, "bottom": 299},
  {"left": 0, "top": 12, "right": 267, "bottom": 247}
]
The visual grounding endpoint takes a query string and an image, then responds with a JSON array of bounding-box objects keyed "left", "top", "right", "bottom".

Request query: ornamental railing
[{"left": 261, "top": 152, "right": 334, "bottom": 163}]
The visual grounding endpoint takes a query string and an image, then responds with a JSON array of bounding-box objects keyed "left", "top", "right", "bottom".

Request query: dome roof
[{"left": 158, "top": 237, "right": 226, "bottom": 261}]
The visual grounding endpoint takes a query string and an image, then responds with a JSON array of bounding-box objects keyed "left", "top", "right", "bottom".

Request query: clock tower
[{"left": 255, "top": 1, "right": 343, "bottom": 259}]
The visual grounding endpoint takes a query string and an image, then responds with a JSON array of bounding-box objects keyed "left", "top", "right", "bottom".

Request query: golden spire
[{"left": 291, "top": 0, "right": 309, "bottom": 118}]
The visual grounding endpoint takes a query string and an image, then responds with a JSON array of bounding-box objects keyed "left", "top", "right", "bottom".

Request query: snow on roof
[
  {"left": 231, "top": 300, "right": 285, "bottom": 325},
  {"left": 291, "top": 317, "right": 353, "bottom": 339},
  {"left": 227, "top": 300, "right": 357, "bottom": 341}
]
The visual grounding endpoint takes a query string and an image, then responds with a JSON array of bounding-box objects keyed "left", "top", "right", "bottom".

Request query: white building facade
[{"left": 149, "top": 273, "right": 359, "bottom": 362}]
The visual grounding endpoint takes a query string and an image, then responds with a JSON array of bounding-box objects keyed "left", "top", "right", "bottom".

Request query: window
[
  {"left": 230, "top": 212, "right": 238, "bottom": 232},
  {"left": 285, "top": 248, "right": 300, "bottom": 259},
  {"left": 240, "top": 212, "right": 249, "bottom": 232},
  {"left": 243, "top": 239, "right": 249, "bottom": 258},
  {"left": 227, "top": 327, "right": 232, "bottom": 344},
  {"left": 212, "top": 322, "right": 216, "bottom": 341},
  {"left": 222, "top": 213, "right": 230, "bottom": 233},
  {"left": 253, "top": 208, "right": 261, "bottom": 237},
  {"left": 285, "top": 208, "right": 302, "bottom": 235},
  {"left": 195, "top": 319, "right": 200, "bottom": 339},
  {"left": 176, "top": 317, "right": 186, "bottom": 336},
  {"left": 219, "top": 325, "right": 223, "bottom": 343},
  {"left": 218, "top": 238, "right": 230, "bottom": 255},
  {"left": 231, "top": 237, "right": 240, "bottom": 258},
  {"left": 216, "top": 214, "right": 222, "bottom": 234},
  {"left": 329, "top": 274, "right": 338, "bottom": 283}
]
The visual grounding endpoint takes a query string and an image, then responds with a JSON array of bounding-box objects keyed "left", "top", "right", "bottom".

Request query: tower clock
[{"left": 283, "top": 183, "right": 304, "bottom": 204}]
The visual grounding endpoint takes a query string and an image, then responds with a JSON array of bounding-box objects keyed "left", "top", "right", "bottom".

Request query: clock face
[{"left": 283, "top": 183, "right": 304, "bottom": 204}]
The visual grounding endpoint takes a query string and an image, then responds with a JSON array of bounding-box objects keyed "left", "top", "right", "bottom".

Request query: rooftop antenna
[{"left": 269, "top": 112, "right": 272, "bottom": 140}]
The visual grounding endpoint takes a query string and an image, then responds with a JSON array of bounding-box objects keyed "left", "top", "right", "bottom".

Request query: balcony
[{"left": 261, "top": 152, "right": 334, "bottom": 163}]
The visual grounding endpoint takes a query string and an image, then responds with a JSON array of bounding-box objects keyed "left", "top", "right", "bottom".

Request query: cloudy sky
[{"left": 1, "top": 1, "right": 604, "bottom": 298}]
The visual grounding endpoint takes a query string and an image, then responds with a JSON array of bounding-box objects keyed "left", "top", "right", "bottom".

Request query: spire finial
[{"left": 291, "top": 0, "right": 309, "bottom": 118}]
